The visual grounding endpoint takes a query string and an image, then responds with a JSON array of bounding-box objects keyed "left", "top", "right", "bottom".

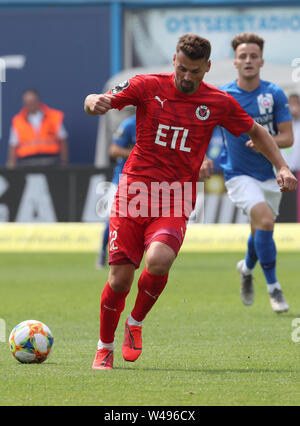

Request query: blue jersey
[
  {"left": 219, "top": 79, "right": 291, "bottom": 181},
  {"left": 111, "top": 115, "right": 136, "bottom": 184},
  {"left": 206, "top": 126, "right": 224, "bottom": 173}
]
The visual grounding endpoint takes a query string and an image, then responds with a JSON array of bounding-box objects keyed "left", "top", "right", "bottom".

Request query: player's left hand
[
  {"left": 199, "top": 157, "right": 214, "bottom": 179},
  {"left": 276, "top": 166, "right": 298, "bottom": 192}
]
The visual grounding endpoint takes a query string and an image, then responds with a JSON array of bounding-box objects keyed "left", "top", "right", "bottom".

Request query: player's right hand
[
  {"left": 276, "top": 166, "right": 298, "bottom": 193},
  {"left": 84, "top": 94, "right": 115, "bottom": 115}
]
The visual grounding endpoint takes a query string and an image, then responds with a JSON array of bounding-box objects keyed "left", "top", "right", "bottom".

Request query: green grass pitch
[{"left": 0, "top": 251, "right": 299, "bottom": 406}]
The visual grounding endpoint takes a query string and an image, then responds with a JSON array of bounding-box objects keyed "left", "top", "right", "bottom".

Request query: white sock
[
  {"left": 97, "top": 339, "right": 115, "bottom": 351},
  {"left": 267, "top": 282, "right": 281, "bottom": 294},
  {"left": 127, "top": 314, "right": 143, "bottom": 327},
  {"left": 242, "top": 260, "right": 253, "bottom": 276}
]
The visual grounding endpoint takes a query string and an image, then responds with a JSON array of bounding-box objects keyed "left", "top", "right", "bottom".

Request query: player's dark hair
[
  {"left": 176, "top": 34, "right": 211, "bottom": 61},
  {"left": 231, "top": 33, "right": 264, "bottom": 52}
]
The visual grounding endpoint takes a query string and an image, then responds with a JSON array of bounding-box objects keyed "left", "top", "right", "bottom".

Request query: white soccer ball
[{"left": 9, "top": 320, "right": 54, "bottom": 364}]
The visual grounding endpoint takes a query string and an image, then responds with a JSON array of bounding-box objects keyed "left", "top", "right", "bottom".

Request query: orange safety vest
[{"left": 12, "top": 104, "right": 64, "bottom": 158}]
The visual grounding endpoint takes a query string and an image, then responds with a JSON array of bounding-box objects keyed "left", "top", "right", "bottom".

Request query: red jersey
[{"left": 110, "top": 73, "right": 253, "bottom": 184}]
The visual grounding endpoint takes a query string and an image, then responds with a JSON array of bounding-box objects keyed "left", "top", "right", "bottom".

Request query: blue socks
[
  {"left": 245, "top": 233, "right": 258, "bottom": 270},
  {"left": 245, "top": 230, "right": 278, "bottom": 284},
  {"left": 101, "top": 221, "right": 110, "bottom": 254},
  {"left": 253, "top": 229, "right": 277, "bottom": 285}
]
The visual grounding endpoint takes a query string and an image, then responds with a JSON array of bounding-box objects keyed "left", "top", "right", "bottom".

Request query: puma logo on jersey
[{"left": 155, "top": 96, "right": 167, "bottom": 108}]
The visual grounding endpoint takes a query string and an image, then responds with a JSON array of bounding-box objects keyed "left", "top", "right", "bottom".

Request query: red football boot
[
  {"left": 92, "top": 348, "right": 114, "bottom": 370},
  {"left": 122, "top": 319, "right": 142, "bottom": 362}
]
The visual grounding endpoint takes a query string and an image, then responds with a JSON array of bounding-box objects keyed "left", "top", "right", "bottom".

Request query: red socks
[
  {"left": 131, "top": 268, "right": 168, "bottom": 322},
  {"left": 100, "top": 282, "right": 129, "bottom": 344},
  {"left": 99, "top": 269, "right": 168, "bottom": 344}
]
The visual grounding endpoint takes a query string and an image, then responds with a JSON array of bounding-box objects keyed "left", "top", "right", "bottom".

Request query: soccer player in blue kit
[
  {"left": 219, "top": 33, "right": 294, "bottom": 313},
  {"left": 96, "top": 114, "right": 136, "bottom": 268}
]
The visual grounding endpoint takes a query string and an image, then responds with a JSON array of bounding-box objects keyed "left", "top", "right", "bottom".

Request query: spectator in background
[
  {"left": 7, "top": 89, "right": 68, "bottom": 167},
  {"left": 281, "top": 94, "right": 300, "bottom": 172}
]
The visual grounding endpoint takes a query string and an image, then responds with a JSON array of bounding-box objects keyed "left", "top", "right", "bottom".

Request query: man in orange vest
[{"left": 7, "top": 89, "right": 68, "bottom": 167}]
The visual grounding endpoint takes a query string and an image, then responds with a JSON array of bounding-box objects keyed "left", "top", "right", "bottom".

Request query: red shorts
[{"left": 108, "top": 215, "right": 187, "bottom": 269}]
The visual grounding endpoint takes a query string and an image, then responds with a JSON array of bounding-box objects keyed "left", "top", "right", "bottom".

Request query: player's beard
[{"left": 180, "top": 80, "right": 195, "bottom": 94}]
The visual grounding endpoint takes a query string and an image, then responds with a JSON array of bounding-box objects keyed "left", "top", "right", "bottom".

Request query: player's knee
[
  {"left": 146, "top": 248, "right": 174, "bottom": 275},
  {"left": 108, "top": 267, "right": 134, "bottom": 293},
  {"left": 147, "top": 262, "right": 170, "bottom": 276},
  {"left": 251, "top": 203, "right": 275, "bottom": 231},
  {"left": 109, "top": 276, "right": 132, "bottom": 293},
  {"left": 257, "top": 217, "right": 274, "bottom": 231}
]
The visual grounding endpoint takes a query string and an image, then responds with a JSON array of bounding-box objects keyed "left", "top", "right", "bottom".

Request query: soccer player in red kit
[{"left": 85, "top": 34, "right": 297, "bottom": 370}]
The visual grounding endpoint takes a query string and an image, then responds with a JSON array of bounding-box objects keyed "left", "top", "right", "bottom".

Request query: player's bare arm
[
  {"left": 246, "top": 121, "right": 297, "bottom": 192},
  {"left": 199, "top": 155, "right": 214, "bottom": 179},
  {"left": 84, "top": 93, "right": 115, "bottom": 116},
  {"left": 246, "top": 120, "right": 294, "bottom": 151},
  {"left": 109, "top": 143, "right": 132, "bottom": 159},
  {"left": 272, "top": 121, "right": 294, "bottom": 148}
]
